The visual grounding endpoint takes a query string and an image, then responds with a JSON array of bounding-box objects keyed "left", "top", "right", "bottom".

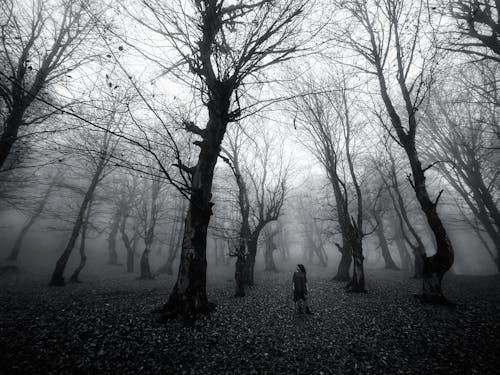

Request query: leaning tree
[{"left": 334, "top": 0, "right": 455, "bottom": 302}]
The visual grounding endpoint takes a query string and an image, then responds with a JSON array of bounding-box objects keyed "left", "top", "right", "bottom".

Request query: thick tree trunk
[
  {"left": 264, "top": 235, "right": 277, "bottom": 272},
  {"left": 0, "top": 108, "right": 23, "bottom": 170},
  {"left": 160, "top": 196, "right": 214, "bottom": 317},
  {"left": 139, "top": 245, "right": 153, "bottom": 279},
  {"left": 120, "top": 215, "right": 137, "bottom": 273},
  {"left": 244, "top": 237, "right": 258, "bottom": 286},
  {"left": 107, "top": 207, "right": 121, "bottom": 265},
  {"left": 50, "top": 167, "right": 101, "bottom": 286},
  {"left": 332, "top": 242, "right": 351, "bottom": 281},
  {"left": 413, "top": 246, "right": 425, "bottom": 279},
  {"left": 346, "top": 232, "right": 366, "bottom": 293},
  {"left": 374, "top": 214, "right": 399, "bottom": 270},
  {"left": 70, "top": 200, "right": 93, "bottom": 283}
]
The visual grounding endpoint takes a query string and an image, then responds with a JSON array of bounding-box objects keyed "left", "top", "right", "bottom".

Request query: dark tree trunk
[
  {"left": 373, "top": 212, "right": 399, "bottom": 270},
  {"left": 70, "top": 199, "right": 93, "bottom": 283},
  {"left": 244, "top": 237, "right": 259, "bottom": 286},
  {"left": 407, "top": 144, "right": 454, "bottom": 302},
  {"left": 413, "top": 246, "right": 425, "bottom": 279},
  {"left": 7, "top": 178, "right": 54, "bottom": 261},
  {"left": 332, "top": 242, "right": 351, "bottom": 281},
  {"left": 139, "top": 244, "right": 153, "bottom": 279},
  {"left": 0, "top": 108, "right": 23, "bottom": 170},
  {"left": 160, "top": 194, "right": 214, "bottom": 316},
  {"left": 50, "top": 163, "right": 102, "bottom": 286},
  {"left": 234, "top": 253, "right": 246, "bottom": 297},
  {"left": 376, "top": 65, "right": 454, "bottom": 302},
  {"left": 107, "top": 207, "right": 121, "bottom": 265},
  {"left": 346, "top": 229, "right": 366, "bottom": 293},
  {"left": 120, "top": 214, "right": 138, "bottom": 273},
  {"left": 264, "top": 234, "right": 277, "bottom": 272}
]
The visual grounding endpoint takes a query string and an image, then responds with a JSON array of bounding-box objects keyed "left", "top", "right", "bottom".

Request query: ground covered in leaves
[{"left": 1, "top": 267, "right": 499, "bottom": 374}]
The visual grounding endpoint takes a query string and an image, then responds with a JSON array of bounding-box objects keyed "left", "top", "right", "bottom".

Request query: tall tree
[
  {"left": 336, "top": 0, "right": 455, "bottom": 302},
  {"left": 50, "top": 109, "right": 121, "bottom": 286},
  {"left": 423, "top": 66, "right": 500, "bottom": 272},
  {"left": 0, "top": 0, "right": 102, "bottom": 170},
  {"left": 223, "top": 126, "right": 288, "bottom": 296},
  {"left": 132, "top": 0, "right": 310, "bottom": 316},
  {"left": 291, "top": 74, "right": 366, "bottom": 292}
]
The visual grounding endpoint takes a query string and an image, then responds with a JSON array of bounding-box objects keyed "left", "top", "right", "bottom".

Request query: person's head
[{"left": 297, "top": 264, "right": 306, "bottom": 274}]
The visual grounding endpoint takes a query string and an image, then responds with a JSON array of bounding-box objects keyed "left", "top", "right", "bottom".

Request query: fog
[{"left": 1, "top": 0, "right": 499, "bottom": 373}]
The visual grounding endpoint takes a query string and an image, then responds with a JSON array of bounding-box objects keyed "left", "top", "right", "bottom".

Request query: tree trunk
[
  {"left": 373, "top": 213, "right": 399, "bottom": 270},
  {"left": 0, "top": 108, "right": 23, "bottom": 170},
  {"left": 70, "top": 199, "right": 93, "bottom": 283},
  {"left": 50, "top": 166, "right": 102, "bottom": 286},
  {"left": 139, "top": 245, "right": 153, "bottom": 279},
  {"left": 346, "top": 229, "right": 366, "bottom": 293},
  {"left": 406, "top": 146, "right": 454, "bottom": 303},
  {"left": 7, "top": 178, "right": 54, "bottom": 261},
  {"left": 120, "top": 214, "right": 137, "bottom": 273},
  {"left": 107, "top": 207, "right": 121, "bottom": 265},
  {"left": 391, "top": 218, "right": 412, "bottom": 271},
  {"left": 264, "top": 234, "right": 277, "bottom": 272},
  {"left": 332, "top": 242, "right": 351, "bottom": 281},
  {"left": 244, "top": 237, "right": 259, "bottom": 286}
]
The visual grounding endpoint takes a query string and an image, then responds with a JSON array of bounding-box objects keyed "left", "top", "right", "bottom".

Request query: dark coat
[{"left": 293, "top": 271, "right": 307, "bottom": 301}]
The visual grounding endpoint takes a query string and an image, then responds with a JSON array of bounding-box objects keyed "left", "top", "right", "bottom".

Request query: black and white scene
[{"left": 1, "top": 0, "right": 499, "bottom": 373}]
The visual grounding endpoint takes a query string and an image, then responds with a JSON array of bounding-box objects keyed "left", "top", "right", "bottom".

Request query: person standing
[{"left": 293, "top": 264, "right": 312, "bottom": 314}]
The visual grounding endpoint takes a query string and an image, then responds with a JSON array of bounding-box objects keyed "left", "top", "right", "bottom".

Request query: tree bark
[
  {"left": 332, "top": 242, "right": 352, "bottom": 281},
  {"left": 347, "top": 236, "right": 366, "bottom": 293},
  {"left": 69, "top": 199, "right": 93, "bottom": 283},
  {"left": 160, "top": 93, "right": 231, "bottom": 317},
  {"left": 0, "top": 107, "right": 24, "bottom": 170},
  {"left": 107, "top": 207, "right": 122, "bottom": 265},
  {"left": 373, "top": 211, "right": 399, "bottom": 270},
  {"left": 50, "top": 162, "right": 103, "bottom": 286},
  {"left": 120, "top": 214, "right": 138, "bottom": 273},
  {"left": 264, "top": 232, "right": 277, "bottom": 272}
]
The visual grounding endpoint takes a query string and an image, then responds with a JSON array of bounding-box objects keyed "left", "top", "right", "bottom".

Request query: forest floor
[{"left": 0, "top": 267, "right": 499, "bottom": 374}]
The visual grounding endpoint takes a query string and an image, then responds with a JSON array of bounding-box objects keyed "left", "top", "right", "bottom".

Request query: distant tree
[
  {"left": 50, "top": 108, "right": 121, "bottom": 286},
  {"left": 291, "top": 74, "right": 366, "bottom": 292},
  {"left": 6, "top": 171, "right": 59, "bottom": 261},
  {"left": 373, "top": 146, "right": 428, "bottom": 279},
  {"left": 223, "top": 126, "right": 288, "bottom": 297},
  {"left": 365, "top": 182, "right": 400, "bottom": 271}
]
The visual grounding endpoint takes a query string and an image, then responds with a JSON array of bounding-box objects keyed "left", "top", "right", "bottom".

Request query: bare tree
[
  {"left": 336, "top": 0, "right": 455, "bottom": 302},
  {"left": 49, "top": 109, "right": 121, "bottom": 286},
  {"left": 223, "top": 126, "right": 288, "bottom": 297},
  {"left": 291, "top": 74, "right": 366, "bottom": 292},
  {"left": 422, "top": 66, "right": 500, "bottom": 272},
  {"left": 448, "top": 1, "right": 500, "bottom": 62},
  {"left": 130, "top": 0, "right": 310, "bottom": 317},
  {"left": 0, "top": 0, "right": 103, "bottom": 170},
  {"left": 6, "top": 171, "right": 59, "bottom": 261}
]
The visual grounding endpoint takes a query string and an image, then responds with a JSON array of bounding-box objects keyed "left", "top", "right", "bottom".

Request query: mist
[{"left": 1, "top": 0, "right": 499, "bottom": 374}]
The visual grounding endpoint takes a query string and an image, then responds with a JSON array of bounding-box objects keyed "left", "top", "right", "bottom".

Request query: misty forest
[{"left": 1, "top": 0, "right": 499, "bottom": 373}]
